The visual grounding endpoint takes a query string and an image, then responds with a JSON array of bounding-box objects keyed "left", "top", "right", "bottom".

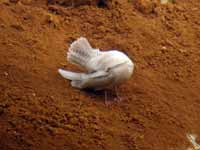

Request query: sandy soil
[{"left": 0, "top": 0, "right": 200, "bottom": 150}]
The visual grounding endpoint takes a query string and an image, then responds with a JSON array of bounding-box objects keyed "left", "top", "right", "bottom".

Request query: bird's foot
[
  {"left": 104, "top": 100, "right": 113, "bottom": 106},
  {"left": 114, "top": 97, "right": 123, "bottom": 103}
]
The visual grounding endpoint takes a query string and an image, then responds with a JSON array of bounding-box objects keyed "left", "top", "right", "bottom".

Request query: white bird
[{"left": 58, "top": 37, "right": 134, "bottom": 91}]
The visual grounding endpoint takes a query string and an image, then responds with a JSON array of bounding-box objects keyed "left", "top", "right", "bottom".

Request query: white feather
[{"left": 58, "top": 69, "right": 82, "bottom": 81}]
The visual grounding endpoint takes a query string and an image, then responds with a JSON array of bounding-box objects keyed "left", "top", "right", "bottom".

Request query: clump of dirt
[
  {"left": 133, "top": 0, "right": 157, "bottom": 14},
  {"left": 8, "top": 0, "right": 110, "bottom": 7},
  {"left": 48, "top": 0, "right": 101, "bottom": 7},
  {"left": 0, "top": 0, "right": 200, "bottom": 150}
]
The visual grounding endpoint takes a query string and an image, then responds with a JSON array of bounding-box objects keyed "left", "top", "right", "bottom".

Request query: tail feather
[
  {"left": 67, "top": 37, "right": 100, "bottom": 69},
  {"left": 58, "top": 69, "right": 82, "bottom": 81}
]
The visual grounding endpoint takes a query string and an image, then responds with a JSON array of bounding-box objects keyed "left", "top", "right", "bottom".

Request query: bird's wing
[
  {"left": 106, "top": 61, "right": 130, "bottom": 71},
  {"left": 88, "top": 52, "right": 130, "bottom": 72},
  {"left": 71, "top": 70, "right": 114, "bottom": 90}
]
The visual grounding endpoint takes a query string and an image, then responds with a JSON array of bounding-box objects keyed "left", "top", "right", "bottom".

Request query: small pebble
[{"left": 4, "top": 72, "right": 8, "bottom": 76}]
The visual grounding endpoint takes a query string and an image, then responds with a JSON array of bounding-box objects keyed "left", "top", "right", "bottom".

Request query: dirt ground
[{"left": 0, "top": 0, "right": 200, "bottom": 150}]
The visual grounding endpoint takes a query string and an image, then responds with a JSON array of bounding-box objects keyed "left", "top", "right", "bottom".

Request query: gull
[{"left": 58, "top": 37, "right": 134, "bottom": 102}]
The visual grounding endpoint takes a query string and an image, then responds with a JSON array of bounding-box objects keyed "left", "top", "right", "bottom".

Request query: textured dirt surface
[{"left": 0, "top": 0, "right": 200, "bottom": 150}]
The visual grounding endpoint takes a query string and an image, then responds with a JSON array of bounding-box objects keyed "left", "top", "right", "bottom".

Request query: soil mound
[{"left": 0, "top": 0, "right": 200, "bottom": 150}]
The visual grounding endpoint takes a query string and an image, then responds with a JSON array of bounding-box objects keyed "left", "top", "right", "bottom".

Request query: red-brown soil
[{"left": 0, "top": 0, "right": 200, "bottom": 150}]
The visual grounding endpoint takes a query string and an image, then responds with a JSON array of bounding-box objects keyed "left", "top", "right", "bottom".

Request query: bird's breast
[{"left": 109, "top": 61, "right": 134, "bottom": 85}]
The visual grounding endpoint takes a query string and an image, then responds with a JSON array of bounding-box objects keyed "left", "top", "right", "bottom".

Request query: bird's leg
[
  {"left": 104, "top": 88, "right": 123, "bottom": 105},
  {"left": 104, "top": 90, "right": 109, "bottom": 106},
  {"left": 114, "top": 87, "right": 122, "bottom": 102},
  {"left": 104, "top": 90, "right": 112, "bottom": 106},
  {"left": 72, "top": 0, "right": 75, "bottom": 7}
]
